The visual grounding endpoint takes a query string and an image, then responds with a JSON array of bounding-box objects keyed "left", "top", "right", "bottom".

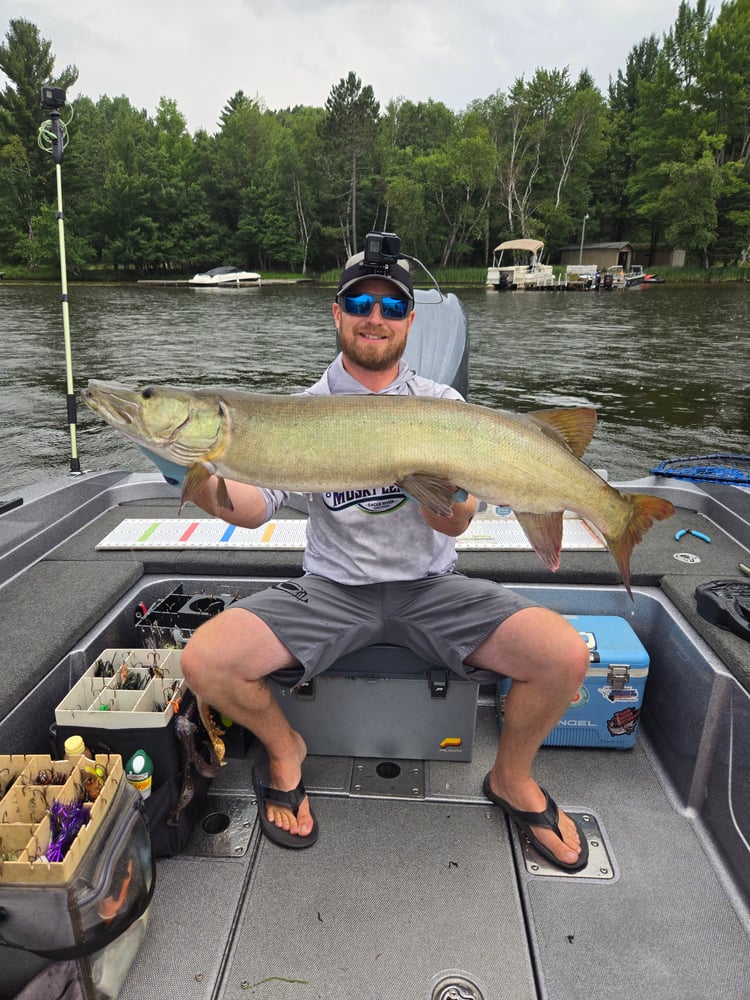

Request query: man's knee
[
  {"left": 473, "top": 606, "right": 589, "bottom": 684},
  {"left": 181, "top": 606, "right": 296, "bottom": 692},
  {"left": 180, "top": 607, "right": 252, "bottom": 691},
  {"left": 180, "top": 632, "right": 210, "bottom": 693},
  {"left": 562, "top": 626, "right": 590, "bottom": 687}
]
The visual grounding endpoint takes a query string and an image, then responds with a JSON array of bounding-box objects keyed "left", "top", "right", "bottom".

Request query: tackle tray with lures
[{"left": 133, "top": 583, "right": 239, "bottom": 647}]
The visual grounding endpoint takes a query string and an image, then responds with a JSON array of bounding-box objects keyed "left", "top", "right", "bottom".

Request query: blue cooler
[{"left": 497, "top": 615, "right": 650, "bottom": 749}]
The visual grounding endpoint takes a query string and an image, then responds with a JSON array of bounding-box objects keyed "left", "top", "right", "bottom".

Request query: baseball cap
[{"left": 337, "top": 251, "right": 414, "bottom": 301}]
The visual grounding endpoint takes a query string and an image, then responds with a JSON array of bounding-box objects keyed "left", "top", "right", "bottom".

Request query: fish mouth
[{"left": 83, "top": 381, "right": 143, "bottom": 428}]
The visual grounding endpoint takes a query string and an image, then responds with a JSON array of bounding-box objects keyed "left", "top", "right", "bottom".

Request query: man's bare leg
[
  {"left": 180, "top": 607, "right": 315, "bottom": 838},
  {"left": 466, "top": 606, "right": 590, "bottom": 865}
]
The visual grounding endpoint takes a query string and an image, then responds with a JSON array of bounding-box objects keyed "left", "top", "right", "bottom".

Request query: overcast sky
[{"left": 7, "top": 0, "right": 685, "bottom": 134}]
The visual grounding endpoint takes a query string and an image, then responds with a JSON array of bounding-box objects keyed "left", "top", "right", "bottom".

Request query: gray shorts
[{"left": 234, "top": 573, "right": 538, "bottom": 687}]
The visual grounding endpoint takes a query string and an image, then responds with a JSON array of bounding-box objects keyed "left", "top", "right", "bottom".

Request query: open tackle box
[
  {"left": 0, "top": 754, "right": 153, "bottom": 999},
  {"left": 497, "top": 615, "right": 650, "bottom": 749},
  {"left": 53, "top": 647, "right": 187, "bottom": 782}
]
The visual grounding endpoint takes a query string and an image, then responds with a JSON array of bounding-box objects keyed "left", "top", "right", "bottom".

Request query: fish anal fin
[
  {"left": 527, "top": 407, "right": 597, "bottom": 459},
  {"left": 398, "top": 473, "right": 457, "bottom": 517},
  {"left": 606, "top": 494, "right": 675, "bottom": 599},
  {"left": 515, "top": 511, "right": 564, "bottom": 572}
]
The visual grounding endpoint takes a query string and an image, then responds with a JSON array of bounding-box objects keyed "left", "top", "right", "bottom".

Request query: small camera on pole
[
  {"left": 40, "top": 85, "right": 67, "bottom": 111},
  {"left": 40, "top": 85, "right": 67, "bottom": 165}
]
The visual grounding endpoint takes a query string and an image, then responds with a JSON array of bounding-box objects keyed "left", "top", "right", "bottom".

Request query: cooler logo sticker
[
  {"left": 599, "top": 684, "right": 639, "bottom": 704},
  {"left": 607, "top": 707, "right": 641, "bottom": 737},
  {"left": 321, "top": 486, "right": 408, "bottom": 514},
  {"left": 568, "top": 686, "right": 589, "bottom": 709}
]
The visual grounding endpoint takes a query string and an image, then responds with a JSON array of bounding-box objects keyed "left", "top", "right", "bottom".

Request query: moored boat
[
  {"left": 188, "top": 265, "right": 261, "bottom": 289},
  {"left": 486, "top": 239, "right": 555, "bottom": 290},
  {"left": 607, "top": 263, "right": 645, "bottom": 288}
]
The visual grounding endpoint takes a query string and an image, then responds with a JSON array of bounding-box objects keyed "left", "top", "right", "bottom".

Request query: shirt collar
[{"left": 326, "top": 353, "right": 416, "bottom": 394}]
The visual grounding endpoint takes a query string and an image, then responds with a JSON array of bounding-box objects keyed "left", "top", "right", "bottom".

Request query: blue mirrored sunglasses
[{"left": 338, "top": 291, "right": 412, "bottom": 320}]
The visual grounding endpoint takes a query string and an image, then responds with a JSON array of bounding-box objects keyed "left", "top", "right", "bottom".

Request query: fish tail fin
[{"left": 607, "top": 494, "right": 675, "bottom": 599}]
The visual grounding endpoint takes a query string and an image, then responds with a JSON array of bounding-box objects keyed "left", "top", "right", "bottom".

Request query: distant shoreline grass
[{"left": 1, "top": 264, "right": 748, "bottom": 285}]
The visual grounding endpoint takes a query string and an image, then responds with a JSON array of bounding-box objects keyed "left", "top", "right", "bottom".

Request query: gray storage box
[{"left": 272, "top": 645, "right": 478, "bottom": 761}]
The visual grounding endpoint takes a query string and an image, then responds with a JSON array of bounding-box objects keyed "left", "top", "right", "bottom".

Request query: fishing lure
[{"left": 44, "top": 799, "right": 90, "bottom": 863}]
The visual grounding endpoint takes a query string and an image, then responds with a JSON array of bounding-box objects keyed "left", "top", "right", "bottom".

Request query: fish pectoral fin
[
  {"left": 215, "top": 476, "right": 234, "bottom": 511},
  {"left": 527, "top": 407, "right": 597, "bottom": 459},
  {"left": 398, "top": 474, "right": 457, "bottom": 517},
  {"left": 514, "top": 511, "right": 564, "bottom": 572},
  {"left": 180, "top": 463, "right": 211, "bottom": 513},
  {"left": 179, "top": 464, "right": 234, "bottom": 514}
]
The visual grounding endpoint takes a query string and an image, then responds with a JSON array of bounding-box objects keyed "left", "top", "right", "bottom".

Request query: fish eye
[{"left": 141, "top": 387, "right": 154, "bottom": 399}]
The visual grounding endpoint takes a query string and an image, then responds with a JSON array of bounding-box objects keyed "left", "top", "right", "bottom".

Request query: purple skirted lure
[{"left": 46, "top": 799, "right": 90, "bottom": 862}]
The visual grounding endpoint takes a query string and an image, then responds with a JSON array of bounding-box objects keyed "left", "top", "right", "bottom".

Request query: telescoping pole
[{"left": 39, "top": 86, "right": 81, "bottom": 475}]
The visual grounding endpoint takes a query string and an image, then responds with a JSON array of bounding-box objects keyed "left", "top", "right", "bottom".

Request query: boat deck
[{"left": 1, "top": 474, "right": 749, "bottom": 998}]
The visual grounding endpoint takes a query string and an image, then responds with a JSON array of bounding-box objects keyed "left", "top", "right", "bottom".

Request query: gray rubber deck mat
[
  {"left": 119, "top": 857, "right": 251, "bottom": 999},
  {"left": 223, "top": 796, "right": 536, "bottom": 999},
  {"left": 518, "top": 743, "right": 750, "bottom": 999}
]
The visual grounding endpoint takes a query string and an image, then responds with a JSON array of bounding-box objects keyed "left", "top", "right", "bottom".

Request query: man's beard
[{"left": 341, "top": 327, "right": 407, "bottom": 371}]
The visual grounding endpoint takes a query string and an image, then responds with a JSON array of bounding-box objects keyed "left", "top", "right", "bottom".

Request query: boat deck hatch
[{"left": 518, "top": 810, "right": 614, "bottom": 879}]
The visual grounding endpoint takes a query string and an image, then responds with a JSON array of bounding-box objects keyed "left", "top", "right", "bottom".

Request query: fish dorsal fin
[
  {"left": 514, "top": 511, "right": 564, "bottom": 572},
  {"left": 527, "top": 407, "right": 597, "bottom": 459}
]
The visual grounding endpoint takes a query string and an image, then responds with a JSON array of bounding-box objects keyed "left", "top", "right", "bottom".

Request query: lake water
[{"left": 1, "top": 280, "right": 748, "bottom": 493}]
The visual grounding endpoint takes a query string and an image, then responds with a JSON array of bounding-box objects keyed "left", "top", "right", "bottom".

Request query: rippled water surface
[{"left": 2, "top": 280, "right": 748, "bottom": 491}]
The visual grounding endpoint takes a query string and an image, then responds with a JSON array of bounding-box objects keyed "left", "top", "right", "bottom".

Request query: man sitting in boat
[{"left": 170, "top": 246, "right": 591, "bottom": 871}]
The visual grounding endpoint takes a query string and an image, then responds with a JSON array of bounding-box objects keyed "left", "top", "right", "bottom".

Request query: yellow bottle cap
[{"left": 64, "top": 735, "right": 87, "bottom": 756}]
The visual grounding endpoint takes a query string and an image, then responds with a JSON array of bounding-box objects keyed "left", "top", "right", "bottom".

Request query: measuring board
[{"left": 96, "top": 516, "right": 606, "bottom": 551}]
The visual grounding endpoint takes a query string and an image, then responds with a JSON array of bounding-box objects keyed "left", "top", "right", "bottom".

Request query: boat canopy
[{"left": 492, "top": 239, "right": 545, "bottom": 254}]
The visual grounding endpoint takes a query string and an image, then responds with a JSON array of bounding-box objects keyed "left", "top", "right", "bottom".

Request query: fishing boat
[
  {"left": 188, "top": 266, "right": 261, "bottom": 289},
  {"left": 486, "top": 239, "right": 555, "bottom": 291},
  {"left": 606, "top": 263, "right": 645, "bottom": 289},
  {"left": 1, "top": 290, "right": 749, "bottom": 1000}
]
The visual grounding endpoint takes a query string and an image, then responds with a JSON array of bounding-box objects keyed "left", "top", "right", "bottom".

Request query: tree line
[{"left": 1, "top": 2, "right": 748, "bottom": 277}]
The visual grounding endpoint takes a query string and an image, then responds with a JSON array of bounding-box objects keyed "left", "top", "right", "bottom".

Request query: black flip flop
[
  {"left": 252, "top": 761, "right": 318, "bottom": 850},
  {"left": 482, "top": 773, "right": 589, "bottom": 872}
]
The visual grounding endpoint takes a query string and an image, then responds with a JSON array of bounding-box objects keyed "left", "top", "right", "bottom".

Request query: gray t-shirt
[{"left": 259, "top": 354, "right": 464, "bottom": 585}]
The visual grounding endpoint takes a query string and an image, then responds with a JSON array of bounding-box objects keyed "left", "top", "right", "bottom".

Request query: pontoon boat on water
[
  {"left": 1, "top": 290, "right": 748, "bottom": 999},
  {"left": 486, "top": 239, "right": 555, "bottom": 291}
]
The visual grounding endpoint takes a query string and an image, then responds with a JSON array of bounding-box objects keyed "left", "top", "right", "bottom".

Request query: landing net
[{"left": 650, "top": 454, "right": 750, "bottom": 485}]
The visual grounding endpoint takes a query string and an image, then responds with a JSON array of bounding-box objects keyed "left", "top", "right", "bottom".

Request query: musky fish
[{"left": 83, "top": 380, "right": 674, "bottom": 595}]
